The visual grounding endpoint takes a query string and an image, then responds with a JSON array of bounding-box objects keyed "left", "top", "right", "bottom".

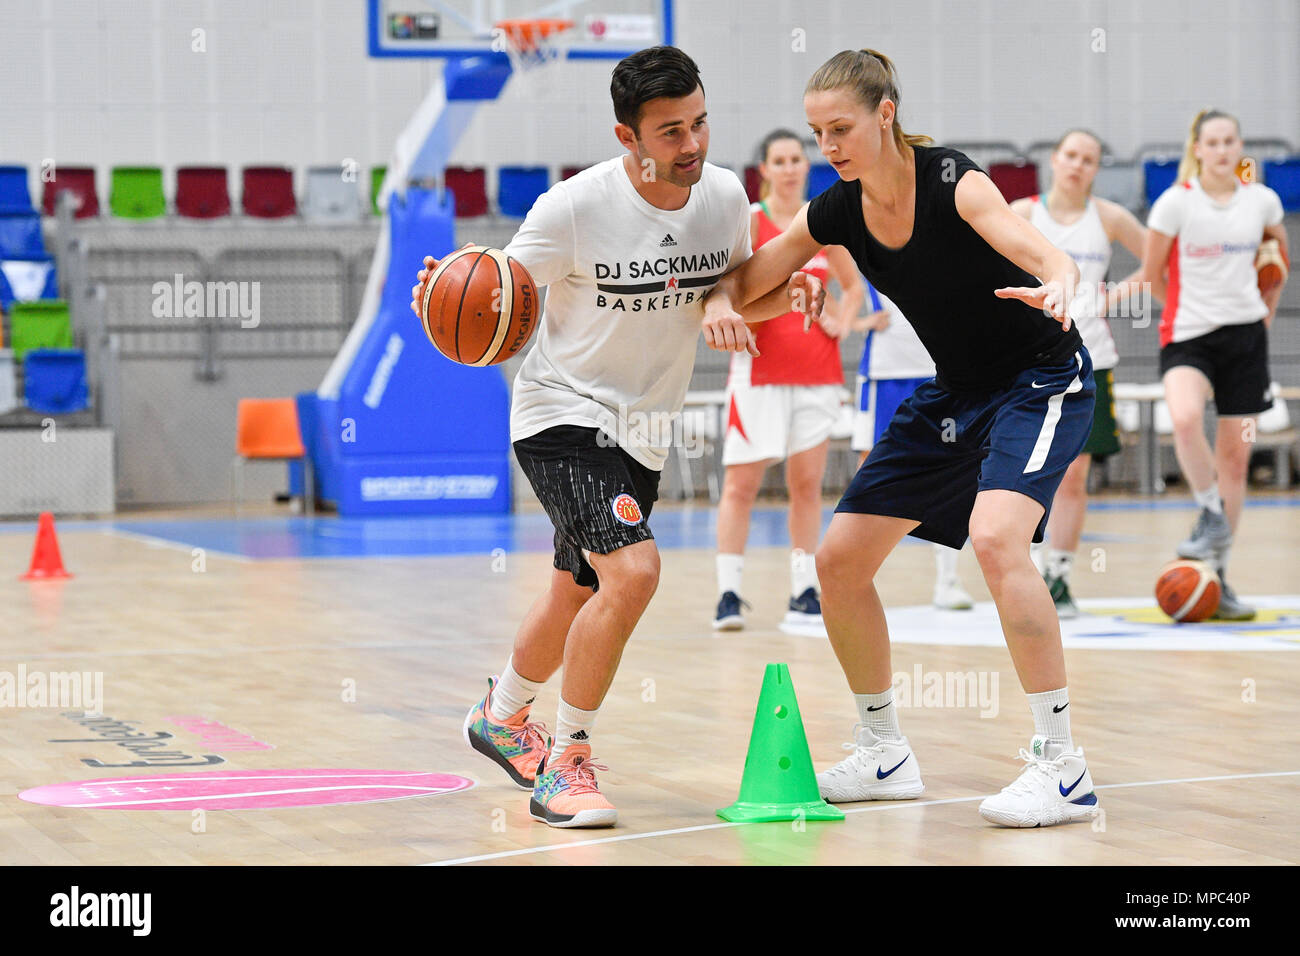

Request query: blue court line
[{"left": 0, "top": 496, "right": 1294, "bottom": 560}]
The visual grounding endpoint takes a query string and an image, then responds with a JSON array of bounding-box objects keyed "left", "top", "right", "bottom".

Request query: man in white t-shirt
[{"left": 411, "top": 47, "right": 820, "bottom": 828}]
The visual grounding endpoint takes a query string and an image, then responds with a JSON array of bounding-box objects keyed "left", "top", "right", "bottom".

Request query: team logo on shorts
[{"left": 611, "top": 493, "right": 643, "bottom": 526}]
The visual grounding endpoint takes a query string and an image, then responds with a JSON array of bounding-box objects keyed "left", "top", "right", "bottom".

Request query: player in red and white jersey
[
  {"left": 1009, "top": 129, "right": 1147, "bottom": 618},
  {"left": 1141, "top": 108, "right": 1290, "bottom": 620},
  {"left": 713, "top": 129, "right": 865, "bottom": 631}
]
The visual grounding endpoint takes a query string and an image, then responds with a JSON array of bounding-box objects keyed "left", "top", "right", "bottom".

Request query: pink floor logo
[{"left": 18, "top": 769, "right": 474, "bottom": 810}]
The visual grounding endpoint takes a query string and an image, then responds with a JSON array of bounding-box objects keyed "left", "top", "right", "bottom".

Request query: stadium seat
[
  {"left": 23, "top": 349, "right": 89, "bottom": 414},
  {"left": 807, "top": 163, "right": 839, "bottom": 199},
  {"left": 233, "top": 397, "right": 313, "bottom": 514},
  {"left": 241, "top": 166, "right": 297, "bottom": 218},
  {"left": 302, "top": 166, "right": 365, "bottom": 222},
  {"left": 1142, "top": 158, "right": 1180, "bottom": 207},
  {"left": 0, "top": 213, "right": 45, "bottom": 257},
  {"left": 41, "top": 166, "right": 100, "bottom": 218},
  {"left": 9, "top": 299, "right": 73, "bottom": 361},
  {"left": 444, "top": 166, "right": 489, "bottom": 217},
  {"left": 1262, "top": 157, "right": 1300, "bottom": 211},
  {"left": 371, "top": 165, "right": 387, "bottom": 215},
  {"left": 0, "top": 166, "right": 33, "bottom": 214},
  {"left": 0, "top": 255, "right": 59, "bottom": 310},
  {"left": 175, "top": 166, "right": 231, "bottom": 219},
  {"left": 1092, "top": 160, "right": 1143, "bottom": 210},
  {"left": 0, "top": 349, "right": 15, "bottom": 415},
  {"left": 497, "top": 166, "right": 549, "bottom": 218},
  {"left": 560, "top": 165, "right": 589, "bottom": 181},
  {"left": 110, "top": 166, "right": 166, "bottom": 219},
  {"left": 988, "top": 161, "right": 1039, "bottom": 202},
  {"left": 743, "top": 165, "right": 762, "bottom": 203}
]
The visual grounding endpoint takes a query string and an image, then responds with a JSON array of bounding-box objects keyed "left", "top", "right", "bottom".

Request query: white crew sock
[
  {"left": 855, "top": 689, "right": 903, "bottom": 742},
  {"left": 1193, "top": 482, "right": 1224, "bottom": 515},
  {"left": 934, "top": 544, "right": 959, "bottom": 584},
  {"left": 1046, "top": 549, "right": 1074, "bottom": 583},
  {"left": 490, "top": 657, "right": 545, "bottom": 722},
  {"left": 1029, "top": 539, "right": 1048, "bottom": 576},
  {"left": 791, "top": 549, "right": 819, "bottom": 597},
  {"left": 552, "top": 697, "right": 599, "bottom": 762},
  {"left": 1027, "top": 688, "right": 1073, "bottom": 752},
  {"left": 717, "top": 553, "right": 744, "bottom": 598}
]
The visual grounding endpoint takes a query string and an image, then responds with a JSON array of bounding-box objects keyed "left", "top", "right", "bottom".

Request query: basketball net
[{"left": 493, "top": 18, "right": 573, "bottom": 75}]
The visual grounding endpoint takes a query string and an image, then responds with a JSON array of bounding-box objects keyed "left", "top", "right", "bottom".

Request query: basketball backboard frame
[{"left": 367, "top": 0, "right": 673, "bottom": 60}]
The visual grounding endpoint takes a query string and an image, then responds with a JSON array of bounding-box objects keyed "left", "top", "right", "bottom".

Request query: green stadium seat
[
  {"left": 371, "top": 166, "right": 387, "bottom": 215},
  {"left": 110, "top": 166, "right": 166, "bottom": 219},
  {"left": 10, "top": 299, "right": 73, "bottom": 361}
]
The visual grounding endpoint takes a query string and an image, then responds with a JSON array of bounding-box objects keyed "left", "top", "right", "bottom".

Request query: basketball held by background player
[
  {"left": 1009, "top": 129, "right": 1147, "bottom": 617},
  {"left": 703, "top": 48, "right": 1104, "bottom": 828},
  {"left": 713, "top": 128, "right": 865, "bottom": 632},
  {"left": 1140, "top": 108, "right": 1290, "bottom": 620}
]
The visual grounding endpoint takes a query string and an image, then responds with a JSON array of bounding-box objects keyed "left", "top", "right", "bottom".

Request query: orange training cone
[{"left": 21, "top": 512, "right": 72, "bottom": 580}]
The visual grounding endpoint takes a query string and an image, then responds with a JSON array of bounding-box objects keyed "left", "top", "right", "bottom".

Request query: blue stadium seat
[
  {"left": 0, "top": 166, "right": 33, "bottom": 214},
  {"left": 1263, "top": 157, "right": 1300, "bottom": 211},
  {"left": 0, "top": 212, "right": 45, "bottom": 257},
  {"left": 22, "top": 349, "right": 89, "bottom": 414},
  {"left": 1143, "top": 159, "right": 1179, "bottom": 207},
  {"left": 497, "top": 166, "right": 549, "bottom": 218},
  {"left": 808, "top": 163, "right": 840, "bottom": 199},
  {"left": 0, "top": 255, "right": 59, "bottom": 309}
]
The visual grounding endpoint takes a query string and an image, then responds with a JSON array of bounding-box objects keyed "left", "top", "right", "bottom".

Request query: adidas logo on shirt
[{"left": 660, "top": 233, "right": 677, "bottom": 247}]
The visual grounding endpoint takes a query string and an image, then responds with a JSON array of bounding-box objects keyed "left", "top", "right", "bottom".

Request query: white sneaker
[
  {"left": 816, "top": 723, "right": 925, "bottom": 802},
  {"left": 933, "top": 578, "right": 974, "bottom": 610},
  {"left": 978, "top": 734, "right": 1100, "bottom": 828}
]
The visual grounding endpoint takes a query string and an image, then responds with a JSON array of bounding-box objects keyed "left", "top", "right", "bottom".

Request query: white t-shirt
[
  {"left": 1147, "top": 177, "right": 1284, "bottom": 345},
  {"left": 504, "top": 158, "right": 751, "bottom": 470},
  {"left": 1029, "top": 197, "right": 1119, "bottom": 369},
  {"left": 859, "top": 288, "right": 936, "bottom": 380}
]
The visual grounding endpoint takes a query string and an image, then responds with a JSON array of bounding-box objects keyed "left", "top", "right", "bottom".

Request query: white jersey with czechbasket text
[
  {"left": 1147, "top": 177, "right": 1284, "bottom": 346},
  {"left": 1030, "top": 197, "right": 1119, "bottom": 370},
  {"left": 504, "top": 158, "right": 751, "bottom": 470}
]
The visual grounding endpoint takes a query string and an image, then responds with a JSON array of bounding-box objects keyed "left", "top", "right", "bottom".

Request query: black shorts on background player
[
  {"left": 512, "top": 425, "right": 659, "bottom": 590},
  {"left": 1159, "top": 320, "right": 1273, "bottom": 416}
]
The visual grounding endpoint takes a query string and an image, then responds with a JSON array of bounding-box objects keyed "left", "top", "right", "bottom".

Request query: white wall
[{"left": 2, "top": 0, "right": 1298, "bottom": 197}]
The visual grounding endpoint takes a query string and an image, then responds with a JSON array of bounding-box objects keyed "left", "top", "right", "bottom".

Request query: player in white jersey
[
  {"left": 1009, "top": 129, "right": 1147, "bottom": 617},
  {"left": 1140, "top": 109, "right": 1290, "bottom": 620},
  {"left": 849, "top": 284, "right": 975, "bottom": 610},
  {"left": 410, "top": 47, "right": 820, "bottom": 827}
]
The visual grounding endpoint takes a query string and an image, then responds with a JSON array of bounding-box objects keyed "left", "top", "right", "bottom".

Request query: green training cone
[{"left": 717, "top": 663, "right": 844, "bottom": 823}]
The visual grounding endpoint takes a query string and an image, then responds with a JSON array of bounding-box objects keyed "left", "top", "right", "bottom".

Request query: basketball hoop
[{"left": 493, "top": 17, "right": 573, "bottom": 73}]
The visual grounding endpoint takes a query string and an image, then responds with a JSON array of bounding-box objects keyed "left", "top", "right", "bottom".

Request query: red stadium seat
[
  {"left": 40, "top": 166, "right": 99, "bottom": 218},
  {"left": 560, "top": 165, "right": 589, "bottom": 181},
  {"left": 176, "top": 166, "right": 231, "bottom": 219},
  {"left": 444, "top": 166, "right": 488, "bottom": 218},
  {"left": 743, "top": 165, "right": 762, "bottom": 203},
  {"left": 241, "top": 166, "right": 297, "bottom": 218},
  {"left": 988, "top": 161, "right": 1039, "bottom": 202}
]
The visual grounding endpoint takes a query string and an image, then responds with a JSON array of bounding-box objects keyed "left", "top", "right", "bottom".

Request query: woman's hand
[{"left": 788, "top": 271, "right": 826, "bottom": 331}]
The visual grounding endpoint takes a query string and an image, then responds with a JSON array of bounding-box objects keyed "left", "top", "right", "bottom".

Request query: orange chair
[{"left": 232, "top": 398, "right": 313, "bottom": 515}]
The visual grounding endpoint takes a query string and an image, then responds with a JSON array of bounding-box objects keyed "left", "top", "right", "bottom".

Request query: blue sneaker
[
  {"left": 783, "top": 587, "right": 823, "bottom": 627},
  {"left": 712, "top": 591, "right": 750, "bottom": 631}
]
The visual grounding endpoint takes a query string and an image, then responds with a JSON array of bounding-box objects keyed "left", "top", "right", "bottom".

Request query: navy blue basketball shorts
[
  {"left": 513, "top": 424, "right": 659, "bottom": 591},
  {"left": 837, "top": 349, "right": 1096, "bottom": 549}
]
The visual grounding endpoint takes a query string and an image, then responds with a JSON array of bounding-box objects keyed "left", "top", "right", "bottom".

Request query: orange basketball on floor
[
  {"left": 1256, "top": 237, "right": 1289, "bottom": 295},
  {"left": 1155, "top": 559, "right": 1221, "bottom": 623},
  {"left": 419, "top": 245, "right": 538, "bottom": 366}
]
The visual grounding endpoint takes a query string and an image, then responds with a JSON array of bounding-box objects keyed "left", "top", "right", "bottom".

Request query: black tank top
[{"left": 808, "top": 146, "right": 1082, "bottom": 392}]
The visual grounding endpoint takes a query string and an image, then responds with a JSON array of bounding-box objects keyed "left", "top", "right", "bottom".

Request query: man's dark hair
[{"left": 610, "top": 45, "right": 703, "bottom": 135}]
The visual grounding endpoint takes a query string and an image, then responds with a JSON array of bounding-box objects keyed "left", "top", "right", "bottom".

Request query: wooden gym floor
[{"left": 1, "top": 494, "right": 1297, "bottom": 865}]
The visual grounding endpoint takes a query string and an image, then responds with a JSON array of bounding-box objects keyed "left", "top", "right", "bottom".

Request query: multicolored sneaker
[
  {"left": 462, "top": 676, "right": 551, "bottom": 791},
  {"left": 978, "top": 734, "right": 1100, "bottom": 828},
  {"left": 529, "top": 744, "right": 617, "bottom": 828},
  {"left": 782, "top": 587, "right": 824, "bottom": 627},
  {"left": 1045, "top": 573, "right": 1079, "bottom": 619}
]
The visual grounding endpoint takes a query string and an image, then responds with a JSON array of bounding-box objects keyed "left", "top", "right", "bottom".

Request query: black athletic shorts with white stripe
[
  {"left": 513, "top": 425, "right": 659, "bottom": 590},
  {"left": 837, "top": 349, "right": 1096, "bottom": 549}
]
